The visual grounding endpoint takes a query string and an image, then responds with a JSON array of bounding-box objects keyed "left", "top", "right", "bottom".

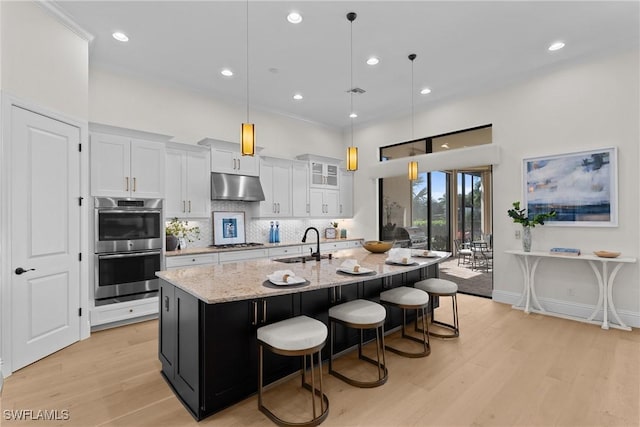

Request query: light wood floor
[{"left": 2, "top": 294, "right": 639, "bottom": 426}]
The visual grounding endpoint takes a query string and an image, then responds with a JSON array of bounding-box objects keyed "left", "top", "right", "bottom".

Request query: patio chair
[{"left": 454, "top": 239, "right": 473, "bottom": 266}]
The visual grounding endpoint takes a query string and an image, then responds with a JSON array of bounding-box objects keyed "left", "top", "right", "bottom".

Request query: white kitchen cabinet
[
  {"left": 268, "top": 245, "right": 302, "bottom": 259},
  {"left": 292, "top": 161, "right": 310, "bottom": 217},
  {"left": 165, "top": 144, "right": 210, "bottom": 218},
  {"left": 198, "top": 138, "right": 260, "bottom": 176},
  {"left": 219, "top": 248, "right": 269, "bottom": 264},
  {"left": 90, "top": 297, "right": 159, "bottom": 329},
  {"left": 338, "top": 169, "right": 354, "bottom": 218},
  {"left": 165, "top": 253, "right": 219, "bottom": 269},
  {"left": 259, "top": 157, "right": 292, "bottom": 217},
  {"left": 309, "top": 189, "right": 339, "bottom": 217},
  {"left": 90, "top": 132, "right": 165, "bottom": 198},
  {"left": 321, "top": 239, "right": 362, "bottom": 251},
  {"left": 296, "top": 154, "right": 341, "bottom": 189}
]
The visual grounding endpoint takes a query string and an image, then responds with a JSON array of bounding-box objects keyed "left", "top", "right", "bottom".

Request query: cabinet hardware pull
[
  {"left": 273, "top": 203, "right": 276, "bottom": 213},
  {"left": 233, "top": 158, "right": 236, "bottom": 170},
  {"left": 251, "top": 301, "right": 258, "bottom": 325},
  {"left": 133, "top": 177, "right": 137, "bottom": 192},
  {"left": 306, "top": 203, "right": 310, "bottom": 213},
  {"left": 125, "top": 177, "right": 129, "bottom": 191},
  {"left": 277, "top": 203, "right": 280, "bottom": 213},
  {"left": 164, "top": 296, "right": 170, "bottom": 311},
  {"left": 262, "top": 300, "right": 267, "bottom": 323},
  {"left": 188, "top": 200, "right": 191, "bottom": 212},
  {"left": 183, "top": 200, "right": 186, "bottom": 212},
  {"left": 237, "top": 158, "right": 240, "bottom": 170}
]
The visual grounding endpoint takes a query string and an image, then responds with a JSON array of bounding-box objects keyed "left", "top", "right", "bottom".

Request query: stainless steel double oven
[{"left": 94, "top": 197, "right": 163, "bottom": 306}]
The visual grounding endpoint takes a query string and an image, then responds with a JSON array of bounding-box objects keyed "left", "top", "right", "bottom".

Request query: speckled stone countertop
[
  {"left": 157, "top": 248, "right": 451, "bottom": 304},
  {"left": 164, "top": 237, "right": 364, "bottom": 257}
]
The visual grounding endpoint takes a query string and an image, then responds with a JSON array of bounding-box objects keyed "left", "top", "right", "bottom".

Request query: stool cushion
[
  {"left": 329, "top": 299, "right": 386, "bottom": 325},
  {"left": 257, "top": 315, "right": 327, "bottom": 351},
  {"left": 380, "top": 286, "right": 429, "bottom": 307},
  {"left": 415, "top": 278, "right": 458, "bottom": 295}
]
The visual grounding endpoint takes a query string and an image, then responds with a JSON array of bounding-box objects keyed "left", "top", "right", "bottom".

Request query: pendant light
[
  {"left": 241, "top": 0, "right": 255, "bottom": 156},
  {"left": 346, "top": 12, "right": 358, "bottom": 171},
  {"left": 408, "top": 53, "right": 418, "bottom": 181}
]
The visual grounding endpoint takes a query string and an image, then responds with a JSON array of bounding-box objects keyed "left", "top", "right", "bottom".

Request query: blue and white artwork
[{"left": 524, "top": 147, "right": 617, "bottom": 226}]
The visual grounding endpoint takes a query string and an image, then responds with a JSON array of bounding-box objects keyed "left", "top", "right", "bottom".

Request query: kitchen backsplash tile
[{"left": 173, "top": 201, "right": 352, "bottom": 249}]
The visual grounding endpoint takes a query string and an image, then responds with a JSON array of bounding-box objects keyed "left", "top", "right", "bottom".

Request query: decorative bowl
[
  {"left": 362, "top": 240, "right": 394, "bottom": 254},
  {"left": 593, "top": 250, "right": 621, "bottom": 258}
]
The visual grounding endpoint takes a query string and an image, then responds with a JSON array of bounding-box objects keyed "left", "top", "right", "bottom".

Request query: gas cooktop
[{"left": 208, "top": 242, "right": 264, "bottom": 249}]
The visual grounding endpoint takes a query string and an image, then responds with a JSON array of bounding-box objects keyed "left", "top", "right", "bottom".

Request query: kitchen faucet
[{"left": 302, "top": 227, "right": 321, "bottom": 261}]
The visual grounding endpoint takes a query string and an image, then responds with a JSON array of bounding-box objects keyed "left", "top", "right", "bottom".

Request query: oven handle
[
  {"left": 96, "top": 209, "right": 162, "bottom": 215},
  {"left": 97, "top": 251, "right": 161, "bottom": 260}
]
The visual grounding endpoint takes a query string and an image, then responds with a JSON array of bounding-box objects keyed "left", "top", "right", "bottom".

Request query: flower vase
[
  {"left": 522, "top": 226, "right": 532, "bottom": 252},
  {"left": 166, "top": 235, "right": 179, "bottom": 251}
]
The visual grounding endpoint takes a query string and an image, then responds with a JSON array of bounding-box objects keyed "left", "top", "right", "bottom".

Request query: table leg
[
  {"left": 529, "top": 257, "right": 545, "bottom": 312},
  {"left": 587, "top": 261, "right": 604, "bottom": 322},
  {"left": 513, "top": 256, "right": 529, "bottom": 311},
  {"left": 606, "top": 262, "right": 628, "bottom": 330}
]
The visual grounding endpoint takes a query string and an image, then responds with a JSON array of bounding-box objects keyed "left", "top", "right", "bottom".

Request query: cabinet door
[
  {"left": 185, "top": 150, "right": 210, "bottom": 217},
  {"left": 90, "top": 133, "right": 130, "bottom": 197},
  {"left": 324, "top": 190, "right": 340, "bottom": 217},
  {"left": 325, "top": 164, "right": 339, "bottom": 187},
  {"left": 292, "top": 162, "right": 309, "bottom": 217},
  {"left": 165, "top": 149, "right": 187, "bottom": 218},
  {"left": 173, "top": 287, "right": 200, "bottom": 415},
  {"left": 211, "top": 147, "right": 236, "bottom": 174},
  {"left": 237, "top": 154, "right": 259, "bottom": 176},
  {"left": 258, "top": 161, "right": 275, "bottom": 217},
  {"left": 131, "top": 139, "right": 165, "bottom": 198},
  {"left": 339, "top": 170, "right": 354, "bottom": 217},
  {"left": 272, "top": 162, "right": 292, "bottom": 217},
  {"left": 159, "top": 281, "right": 176, "bottom": 374},
  {"left": 309, "top": 188, "right": 325, "bottom": 217}
]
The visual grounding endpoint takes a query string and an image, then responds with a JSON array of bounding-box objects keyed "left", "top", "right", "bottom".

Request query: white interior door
[{"left": 10, "top": 106, "right": 81, "bottom": 371}]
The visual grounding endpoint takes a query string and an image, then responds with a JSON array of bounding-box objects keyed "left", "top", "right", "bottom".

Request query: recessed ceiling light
[
  {"left": 220, "top": 69, "right": 234, "bottom": 77},
  {"left": 349, "top": 113, "right": 358, "bottom": 118},
  {"left": 548, "top": 41, "right": 565, "bottom": 51},
  {"left": 420, "top": 88, "right": 431, "bottom": 95},
  {"left": 293, "top": 93, "right": 303, "bottom": 100},
  {"left": 112, "top": 32, "right": 129, "bottom": 42},
  {"left": 366, "top": 57, "right": 379, "bottom": 66},
  {"left": 287, "top": 12, "right": 303, "bottom": 24}
]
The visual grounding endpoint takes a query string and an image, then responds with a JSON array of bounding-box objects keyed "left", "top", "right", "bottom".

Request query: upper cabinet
[
  {"left": 338, "top": 169, "right": 354, "bottom": 218},
  {"left": 198, "top": 138, "right": 260, "bottom": 176},
  {"left": 165, "top": 144, "right": 210, "bottom": 218},
  {"left": 292, "top": 161, "right": 310, "bottom": 217},
  {"left": 90, "top": 129, "right": 166, "bottom": 198},
  {"left": 259, "top": 157, "right": 292, "bottom": 218},
  {"left": 296, "top": 154, "right": 341, "bottom": 190}
]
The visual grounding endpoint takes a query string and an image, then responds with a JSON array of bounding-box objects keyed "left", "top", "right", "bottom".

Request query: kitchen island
[{"left": 156, "top": 248, "right": 450, "bottom": 420}]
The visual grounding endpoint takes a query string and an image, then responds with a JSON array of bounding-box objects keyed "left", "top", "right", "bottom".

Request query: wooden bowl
[
  {"left": 362, "top": 240, "right": 394, "bottom": 253},
  {"left": 593, "top": 250, "right": 621, "bottom": 258}
]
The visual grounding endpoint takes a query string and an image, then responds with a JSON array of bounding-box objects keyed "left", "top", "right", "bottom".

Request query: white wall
[
  {"left": 349, "top": 50, "right": 640, "bottom": 320},
  {"left": 0, "top": 1, "right": 88, "bottom": 119},
  {"left": 89, "top": 68, "right": 343, "bottom": 159}
]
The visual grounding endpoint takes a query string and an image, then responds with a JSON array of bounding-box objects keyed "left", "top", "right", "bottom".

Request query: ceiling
[{"left": 53, "top": 1, "right": 639, "bottom": 130}]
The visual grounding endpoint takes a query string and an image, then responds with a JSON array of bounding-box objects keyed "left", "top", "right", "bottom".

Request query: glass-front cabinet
[{"left": 296, "top": 154, "right": 340, "bottom": 190}]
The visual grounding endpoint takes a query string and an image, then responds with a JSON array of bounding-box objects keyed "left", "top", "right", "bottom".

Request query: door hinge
[
  {"left": 78, "top": 253, "right": 82, "bottom": 261},
  {"left": 78, "top": 308, "right": 82, "bottom": 317},
  {"left": 78, "top": 143, "right": 82, "bottom": 152},
  {"left": 78, "top": 196, "right": 83, "bottom": 206}
]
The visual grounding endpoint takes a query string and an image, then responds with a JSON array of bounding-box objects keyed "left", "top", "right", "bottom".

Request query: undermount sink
[{"left": 273, "top": 254, "right": 331, "bottom": 263}]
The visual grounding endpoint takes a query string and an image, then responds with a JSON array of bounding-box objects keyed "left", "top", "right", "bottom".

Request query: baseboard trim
[{"left": 492, "top": 290, "right": 639, "bottom": 329}]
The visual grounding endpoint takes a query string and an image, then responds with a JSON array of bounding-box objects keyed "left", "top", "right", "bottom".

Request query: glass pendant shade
[
  {"left": 408, "top": 161, "right": 418, "bottom": 181},
  {"left": 241, "top": 123, "right": 255, "bottom": 156},
  {"left": 346, "top": 146, "right": 358, "bottom": 171}
]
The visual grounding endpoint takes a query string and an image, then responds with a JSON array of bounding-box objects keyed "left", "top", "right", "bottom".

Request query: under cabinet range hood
[{"left": 210, "top": 172, "right": 265, "bottom": 202}]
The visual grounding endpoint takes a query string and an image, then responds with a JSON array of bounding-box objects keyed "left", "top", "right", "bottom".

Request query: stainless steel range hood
[{"left": 210, "top": 172, "right": 265, "bottom": 202}]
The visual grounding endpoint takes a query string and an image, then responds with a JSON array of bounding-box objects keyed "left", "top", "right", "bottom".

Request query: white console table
[{"left": 506, "top": 250, "right": 636, "bottom": 331}]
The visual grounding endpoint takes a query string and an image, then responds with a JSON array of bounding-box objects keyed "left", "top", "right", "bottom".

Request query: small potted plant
[
  {"left": 507, "top": 201, "right": 556, "bottom": 252},
  {"left": 165, "top": 217, "right": 200, "bottom": 251}
]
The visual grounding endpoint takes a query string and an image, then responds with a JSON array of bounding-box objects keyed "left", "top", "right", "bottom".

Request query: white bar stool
[
  {"left": 379, "top": 286, "right": 431, "bottom": 357},
  {"left": 328, "top": 299, "right": 388, "bottom": 388},
  {"left": 257, "top": 315, "right": 329, "bottom": 427},
  {"left": 414, "top": 278, "right": 460, "bottom": 338}
]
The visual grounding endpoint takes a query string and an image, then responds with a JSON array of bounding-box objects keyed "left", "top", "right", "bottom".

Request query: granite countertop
[
  {"left": 164, "top": 237, "right": 364, "bottom": 257},
  {"left": 156, "top": 248, "right": 451, "bottom": 304}
]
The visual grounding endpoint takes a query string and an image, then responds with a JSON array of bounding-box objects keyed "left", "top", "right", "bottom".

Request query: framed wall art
[
  {"left": 213, "top": 211, "right": 246, "bottom": 245},
  {"left": 523, "top": 147, "right": 618, "bottom": 227}
]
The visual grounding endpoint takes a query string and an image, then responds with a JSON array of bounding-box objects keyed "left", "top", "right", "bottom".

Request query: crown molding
[{"left": 36, "top": 1, "right": 95, "bottom": 43}]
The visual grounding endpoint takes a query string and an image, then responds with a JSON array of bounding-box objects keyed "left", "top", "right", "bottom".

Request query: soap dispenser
[
  {"left": 269, "top": 221, "right": 275, "bottom": 243},
  {"left": 275, "top": 221, "right": 280, "bottom": 243}
]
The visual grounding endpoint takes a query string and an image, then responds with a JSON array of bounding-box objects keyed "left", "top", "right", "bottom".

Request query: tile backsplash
[{"left": 169, "top": 201, "right": 354, "bottom": 249}]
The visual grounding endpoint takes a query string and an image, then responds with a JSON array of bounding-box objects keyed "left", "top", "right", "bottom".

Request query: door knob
[{"left": 15, "top": 267, "right": 35, "bottom": 275}]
